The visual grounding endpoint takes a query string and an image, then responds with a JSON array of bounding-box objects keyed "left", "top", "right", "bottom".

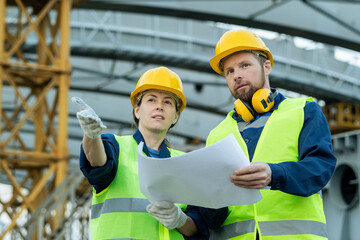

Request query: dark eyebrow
[
  {"left": 224, "top": 65, "right": 234, "bottom": 74},
  {"left": 224, "top": 66, "right": 232, "bottom": 72},
  {"left": 225, "top": 60, "right": 250, "bottom": 72},
  {"left": 145, "top": 94, "right": 173, "bottom": 100},
  {"left": 144, "top": 94, "right": 158, "bottom": 98}
]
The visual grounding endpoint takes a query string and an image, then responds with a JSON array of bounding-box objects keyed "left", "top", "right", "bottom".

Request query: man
[{"left": 204, "top": 29, "right": 336, "bottom": 240}]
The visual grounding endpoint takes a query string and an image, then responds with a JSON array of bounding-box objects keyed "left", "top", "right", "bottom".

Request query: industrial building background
[{"left": 0, "top": 0, "right": 359, "bottom": 239}]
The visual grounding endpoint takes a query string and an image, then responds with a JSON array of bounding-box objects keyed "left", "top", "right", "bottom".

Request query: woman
[{"left": 72, "top": 66, "right": 208, "bottom": 240}]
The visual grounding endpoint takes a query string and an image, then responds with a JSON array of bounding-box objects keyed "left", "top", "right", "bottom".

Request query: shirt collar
[
  {"left": 272, "top": 89, "right": 286, "bottom": 111},
  {"left": 133, "top": 129, "right": 171, "bottom": 158}
]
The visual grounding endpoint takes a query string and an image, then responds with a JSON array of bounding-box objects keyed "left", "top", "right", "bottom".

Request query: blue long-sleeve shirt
[{"left": 80, "top": 130, "right": 209, "bottom": 239}]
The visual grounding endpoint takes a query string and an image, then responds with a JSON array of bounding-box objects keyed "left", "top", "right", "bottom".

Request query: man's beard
[
  {"left": 234, "top": 71, "right": 267, "bottom": 103},
  {"left": 236, "top": 85, "right": 257, "bottom": 102}
]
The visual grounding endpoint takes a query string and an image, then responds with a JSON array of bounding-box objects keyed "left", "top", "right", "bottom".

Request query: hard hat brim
[
  {"left": 130, "top": 84, "right": 186, "bottom": 112},
  {"left": 209, "top": 46, "right": 274, "bottom": 76}
]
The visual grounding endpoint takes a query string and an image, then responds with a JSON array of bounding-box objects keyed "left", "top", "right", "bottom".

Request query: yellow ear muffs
[
  {"left": 234, "top": 99, "right": 256, "bottom": 122},
  {"left": 252, "top": 88, "right": 276, "bottom": 114},
  {"left": 234, "top": 89, "right": 278, "bottom": 122}
]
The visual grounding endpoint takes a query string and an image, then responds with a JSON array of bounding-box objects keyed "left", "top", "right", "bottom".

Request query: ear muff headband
[
  {"left": 252, "top": 89, "right": 277, "bottom": 114},
  {"left": 234, "top": 99, "right": 256, "bottom": 122}
]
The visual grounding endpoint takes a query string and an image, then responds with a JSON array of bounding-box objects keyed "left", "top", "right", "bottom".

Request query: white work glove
[
  {"left": 146, "top": 201, "right": 188, "bottom": 230},
  {"left": 71, "top": 96, "right": 107, "bottom": 139}
]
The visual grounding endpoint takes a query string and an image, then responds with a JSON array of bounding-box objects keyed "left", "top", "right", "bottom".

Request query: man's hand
[
  {"left": 230, "top": 162, "right": 272, "bottom": 189},
  {"left": 146, "top": 201, "right": 188, "bottom": 230},
  {"left": 71, "top": 97, "right": 107, "bottom": 139}
]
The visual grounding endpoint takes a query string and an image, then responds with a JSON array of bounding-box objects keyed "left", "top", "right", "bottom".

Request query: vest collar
[{"left": 133, "top": 129, "right": 171, "bottom": 158}]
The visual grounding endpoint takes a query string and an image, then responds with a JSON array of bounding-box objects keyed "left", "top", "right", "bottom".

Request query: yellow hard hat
[
  {"left": 130, "top": 67, "right": 187, "bottom": 112},
  {"left": 209, "top": 30, "right": 273, "bottom": 76}
]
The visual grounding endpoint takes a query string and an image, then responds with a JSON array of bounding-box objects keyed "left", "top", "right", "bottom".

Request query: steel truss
[{"left": 0, "top": 0, "right": 79, "bottom": 239}]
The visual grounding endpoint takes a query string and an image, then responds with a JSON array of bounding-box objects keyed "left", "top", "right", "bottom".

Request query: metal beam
[{"left": 77, "top": 1, "right": 360, "bottom": 52}]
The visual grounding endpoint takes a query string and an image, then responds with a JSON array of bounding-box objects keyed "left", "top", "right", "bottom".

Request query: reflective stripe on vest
[
  {"left": 91, "top": 198, "right": 150, "bottom": 219},
  {"left": 210, "top": 218, "right": 327, "bottom": 239},
  {"left": 209, "top": 219, "right": 255, "bottom": 240},
  {"left": 206, "top": 98, "right": 328, "bottom": 240},
  {"left": 259, "top": 220, "right": 327, "bottom": 237}
]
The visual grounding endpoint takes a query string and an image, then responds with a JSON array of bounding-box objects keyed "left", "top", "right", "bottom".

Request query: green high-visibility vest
[
  {"left": 207, "top": 98, "right": 328, "bottom": 240},
  {"left": 90, "top": 135, "right": 186, "bottom": 240}
]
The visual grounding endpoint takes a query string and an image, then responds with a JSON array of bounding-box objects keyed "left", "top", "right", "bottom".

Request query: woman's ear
[
  {"left": 134, "top": 106, "right": 140, "bottom": 120},
  {"left": 172, "top": 112, "right": 179, "bottom": 125}
]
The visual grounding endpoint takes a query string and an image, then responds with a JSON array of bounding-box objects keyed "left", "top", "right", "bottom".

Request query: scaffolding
[{"left": 0, "top": 0, "right": 88, "bottom": 239}]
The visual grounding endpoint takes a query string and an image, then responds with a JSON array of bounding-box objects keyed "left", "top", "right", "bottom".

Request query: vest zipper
[{"left": 254, "top": 204, "right": 261, "bottom": 240}]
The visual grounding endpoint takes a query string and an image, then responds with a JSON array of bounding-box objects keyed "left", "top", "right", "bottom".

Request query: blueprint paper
[{"left": 137, "top": 134, "right": 262, "bottom": 208}]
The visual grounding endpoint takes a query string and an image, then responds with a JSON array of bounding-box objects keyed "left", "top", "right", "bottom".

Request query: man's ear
[{"left": 264, "top": 60, "right": 272, "bottom": 76}]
